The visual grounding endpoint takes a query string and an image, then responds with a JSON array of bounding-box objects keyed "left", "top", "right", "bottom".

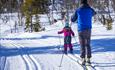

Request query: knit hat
[{"left": 65, "top": 23, "right": 69, "bottom": 27}]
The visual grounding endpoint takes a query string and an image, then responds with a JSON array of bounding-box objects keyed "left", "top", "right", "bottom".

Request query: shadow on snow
[
  {"left": 0, "top": 35, "right": 63, "bottom": 40},
  {"left": 0, "top": 45, "right": 62, "bottom": 57},
  {"left": 0, "top": 38, "right": 115, "bottom": 57},
  {"left": 92, "top": 62, "right": 115, "bottom": 68},
  {"left": 0, "top": 44, "right": 80, "bottom": 57},
  {"left": 91, "top": 38, "right": 115, "bottom": 53}
]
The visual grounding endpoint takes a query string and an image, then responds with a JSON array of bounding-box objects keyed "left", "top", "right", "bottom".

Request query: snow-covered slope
[{"left": 0, "top": 20, "right": 115, "bottom": 70}]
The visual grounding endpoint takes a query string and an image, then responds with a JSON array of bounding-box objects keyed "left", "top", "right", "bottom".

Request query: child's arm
[{"left": 58, "top": 30, "right": 64, "bottom": 34}]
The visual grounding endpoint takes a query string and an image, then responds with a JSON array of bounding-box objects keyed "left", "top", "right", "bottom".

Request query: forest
[{"left": 0, "top": 0, "right": 115, "bottom": 32}]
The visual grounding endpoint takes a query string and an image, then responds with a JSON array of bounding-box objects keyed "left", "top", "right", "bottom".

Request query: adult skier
[{"left": 71, "top": 0, "right": 96, "bottom": 65}]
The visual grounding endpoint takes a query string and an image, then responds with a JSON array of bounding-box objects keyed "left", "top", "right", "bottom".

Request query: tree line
[
  {"left": 0, "top": 0, "right": 115, "bottom": 32},
  {"left": 0, "top": 0, "right": 50, "bottom": 32}
]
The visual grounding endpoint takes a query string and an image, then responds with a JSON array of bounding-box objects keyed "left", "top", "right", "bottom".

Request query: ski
[
  {"left": 66, "top": 54, "right": 88, "bottom": 70},
  {"left": 68, "top": 54, "right": 96, "bottom": 70},
  {"left": 77, "top": 60, "right": 88, "bottom": 70},
  {"left": 85, "top": 63, "right": 96, "bottom": 70}
]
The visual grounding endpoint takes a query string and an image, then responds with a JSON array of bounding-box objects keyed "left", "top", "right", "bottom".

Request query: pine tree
[{"left": 21, "top": 0, "right": 49, "bottom": 32}]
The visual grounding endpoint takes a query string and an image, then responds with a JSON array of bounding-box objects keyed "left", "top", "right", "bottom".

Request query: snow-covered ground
[{"left": 0, "top": 19, "right": 115, "bottom": 70}]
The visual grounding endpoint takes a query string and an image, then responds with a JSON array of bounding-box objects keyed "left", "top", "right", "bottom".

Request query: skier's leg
[
  {"left": 86, "top": 41, "right": 91, "bottom": 58},
  {"left": 64, "top": 44, "right": 67, "bottom": 54},
  {"left": 85, "top": 30, "right": 92, "bottom": 64},
  {"left": 86, "top": 40, "right": 91, "bottom": 64},
  {"left": 78, "top": 32, "right": 86, "bottom": 58},
  {"left": 64, "top": 37, "right": 68, "bottom": 54},
  {"left": 64, "top": 44, "right": 67, "bottom": 51},
  {"left": 86, "top": 30, "right": 91, "bottom": 58},
  {"left": 69, "top": 44, "right": 73, "bottom": 53},
  {"left": 69, "top": 44, "right": 73, "bottom": 50},
  {"left": 67, "top": 36, "right": 73, "bottom": 52},
  {"left": 80, "top": 40, "right": 86, "bottom": 58}
]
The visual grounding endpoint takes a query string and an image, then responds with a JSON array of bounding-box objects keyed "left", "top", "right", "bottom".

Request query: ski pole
[
  {"left": 59, "top": 53, "right": 64, "bottom": 67},
  {"left": 58, "top": 34, "right": 61, "bottom": 49}
]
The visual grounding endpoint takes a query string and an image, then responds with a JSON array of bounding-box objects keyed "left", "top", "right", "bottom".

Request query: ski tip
[{"left": 86, "top": 63, "right": 91, "bottom": 66}]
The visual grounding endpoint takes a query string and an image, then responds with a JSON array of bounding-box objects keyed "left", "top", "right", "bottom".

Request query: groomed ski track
[
  {"left": 1, "top": 22, "right": 114, "bottom": 70},
  {"left": 0, "top": 39, "right": 102, "bottom": 70},
  {"left": 0, "top": 40, "right": 42, "bottom": 70},
  {"left": 66, "top": 54, "right": 101, "bottom": 70}
]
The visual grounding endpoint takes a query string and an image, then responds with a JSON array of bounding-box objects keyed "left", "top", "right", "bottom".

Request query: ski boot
[
  {"left": 63, "top": 50, "right": 67, "bottom": 54},
  {"left": 69, "top": 49, "right": 73, "bottom": 54},
  {"left": 86, "top": 58, "right": 91, "bottom": 66},
  {"left": 81, "top": 58, "right": 86, "bottom": 65}
]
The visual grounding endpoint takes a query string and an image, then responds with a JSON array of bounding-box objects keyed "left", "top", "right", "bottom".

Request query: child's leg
[
  {"left": 64, "top": 44, "right": 67, "bottom": 51},
  {"left": 68, "top": 44, "right": 73, "bottom": 53},
  {"left": 64, "top": 44, "right": 68, "bottom": 54},
  {"left": 66, "top": 36, "right": 73, "bottom": 51},
  {"left": 64, "top": 36, "right": 68, "bottom": 52}
]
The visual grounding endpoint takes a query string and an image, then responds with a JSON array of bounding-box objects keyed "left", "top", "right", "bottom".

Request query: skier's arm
[
  {"left": 92, "top": 8, "right": 96, "bottom": 16},
  {"left": 71, "top": 29, "right": 75, "bottom": 37},
  {"left": 71, "top": 10, "right": 78, "bottom": 22},
  {"left": 58, "top": 30, "right": 64, "bottom": 34}
]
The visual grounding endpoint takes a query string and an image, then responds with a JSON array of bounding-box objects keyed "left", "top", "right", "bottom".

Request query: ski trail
[
  {"left": 0, "top": 56, "right": 7, "bottom": 70},
  {"left": 21, "top": 55, "right": 32, "bottom": 70},
  {"left": 10, "top": 40, "right": 42, "bottom": 70},
  {"left": 65, "top": 54, "right": 93, "bottom": 70},
  {"left": 9, "top": 42, "right": 32, "bottom": 70},
  {"left": 29, "top": 55, "right": 42, "bottom": 70},
  {"left": 64, "top": 54, "right": 85, "bottom": 70},
  {"left": 3, "top": 40, "right": 34, "bottom": 70},
  {"left": 17, "top": 44, "right": 42, "bottom": 70},
  {"left": 68, "top": 54, "right": 101, "bottom": 70},
  {"left": 73, "top": 54, "right": 102, "bottom": 70},
  {"left": 1, "top": 41, "right": 30, "bottom": 70}
]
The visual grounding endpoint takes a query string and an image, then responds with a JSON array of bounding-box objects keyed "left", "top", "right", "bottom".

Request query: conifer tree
[{"left": 21, "top": 0, "right": 49, "bottom": 32}]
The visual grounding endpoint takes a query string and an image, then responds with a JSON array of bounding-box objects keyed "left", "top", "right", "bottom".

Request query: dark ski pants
[
  {"left": 78, "top": 29, "right": 92, "bottom": 58},
  {"left": 64, "top": 36, "right": 73, "bottom": 51}
]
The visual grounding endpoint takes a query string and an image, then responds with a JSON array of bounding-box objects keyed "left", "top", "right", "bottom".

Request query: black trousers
[{"left": 78, "top": 29, "right": 91, "bottom": 58}]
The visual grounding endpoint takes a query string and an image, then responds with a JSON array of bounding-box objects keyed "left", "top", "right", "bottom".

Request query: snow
[{"left": 0, "top": 18, "right": 115, "bottom": 70}]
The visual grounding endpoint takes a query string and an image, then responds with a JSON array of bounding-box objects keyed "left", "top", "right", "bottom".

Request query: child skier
[{"left": 58, "top": 26, "right": 75, "bottom": 54}]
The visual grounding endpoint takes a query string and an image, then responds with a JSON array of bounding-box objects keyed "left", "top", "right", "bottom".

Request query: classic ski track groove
[
  {"left": 9, "top": 40, "right": 42, "bottom": 70},
  {"left": 65, "top": 54, "right": 87, "bottom": 70},
  {"left": 13, "top": 42, "right": 42, "bottom": 70},
  {"left": 10, "top": 42, "right": 32, "bottom": 70},
  {"left": 1, "top": 42, "right": 30, "bottom": 70},
  {"left": 0, "top": 56, "right": 7, "bottom": 70}
]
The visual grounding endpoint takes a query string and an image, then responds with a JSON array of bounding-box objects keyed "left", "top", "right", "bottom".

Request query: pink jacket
[{"left": 58, "top": 27, "right": 75, "bottom": 37}]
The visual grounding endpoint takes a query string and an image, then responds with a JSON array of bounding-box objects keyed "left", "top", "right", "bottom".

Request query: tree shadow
[
  {"left": 92, "top": 62, "right": 115, "bottom": 68},
  {"left": 70, "top": 37, "right": 115, "bottom": 55},
  {"left": 0, "top": 37, "right": 115, "bottom": 57},
  {"left": 0, "top": 45, "right": 63, "bottom": 57},
  {"left": 0, "top": 35, "right": 63, "bottom": 40},
  {"left": 92, "top": 34, "right": 115, "bottom": 37},
  {"left": 0, "top": 43, "right": 80, "bottom": 57},
  {"left": 91, "top": 38, "right": 115, "bottom": 53}
]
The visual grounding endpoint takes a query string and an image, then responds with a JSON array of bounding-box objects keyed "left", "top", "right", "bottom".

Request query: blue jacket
[{"left": 71, "top": 4, "right": 96, "bottom": 32}]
